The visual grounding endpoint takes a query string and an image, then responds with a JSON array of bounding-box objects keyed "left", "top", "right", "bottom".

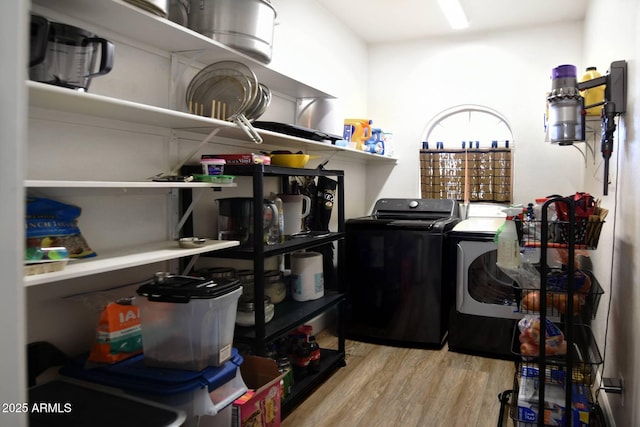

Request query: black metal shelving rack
[
  {"left": 499, "top": 196, "right": 605, "bottom": 427},
  {"left": 181, "top": 163, "right": 347, "bottom": 416}
]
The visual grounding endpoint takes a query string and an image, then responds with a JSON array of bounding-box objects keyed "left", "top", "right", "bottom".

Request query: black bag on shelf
[{"left": 296, "top": 176, "right": 338, "bottom": 290}]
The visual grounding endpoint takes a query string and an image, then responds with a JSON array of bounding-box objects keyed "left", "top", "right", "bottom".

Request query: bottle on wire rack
[{"left": 496, "top": 207, "right": 523, "bottom": 269}]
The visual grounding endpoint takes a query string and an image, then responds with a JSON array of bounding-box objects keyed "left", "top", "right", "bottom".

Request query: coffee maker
[{"left": 217, "top": 198, "right": 280, "bottom": 246}]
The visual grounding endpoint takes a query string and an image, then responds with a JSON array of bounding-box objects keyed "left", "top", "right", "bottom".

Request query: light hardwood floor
[{"left": 282, "top": 331, "right": 515, "bottom": 427}]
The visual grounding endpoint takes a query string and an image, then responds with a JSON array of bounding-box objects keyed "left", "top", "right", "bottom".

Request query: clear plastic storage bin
[{"left": 136, "top": 273, "right": 243, "bottom": 370}]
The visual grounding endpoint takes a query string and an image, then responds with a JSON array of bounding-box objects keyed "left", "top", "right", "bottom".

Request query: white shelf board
[
  {"left": 206, "top": 128, "right": 398, "bottom": 163},
  {"left": 28, "top": 81, "right": 235, "bottom": 131},
  {"left": 32, "top": 0, "right": 333, "bottom": 99},
  {"left": 25, "top": 179, "right": 237, "bottom": 188},
  {"left": 24, "top": 240, "right": 239, "bottom": 287},
  {"left": 29, "top": 82, "right": 398, "bottom": 164}
]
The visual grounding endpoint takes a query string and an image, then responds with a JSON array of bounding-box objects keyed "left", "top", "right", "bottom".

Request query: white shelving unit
[
  {"left": 32, "top": 0, "right": 332, "bottom": 99},
  {"left": 24, "top": 239, "right": 239, "bottom": 287},
  {"left": 29, "top": 81, "right": 396, "bottom": 163},
  {"left": 23, "top": 2, "right": 396, "bottom": 289},
  {"left": 28, "top": 80, "right": 238, "bottom": 131},
  {"left": 25, "top": 179, "right": 237, "bottom": 189},
  {"left": 12, "top": 1, "right": 394, "bottom": 424},
  {"left": 25, "top": 177, "right": 240, "bottom": 287},
  {"left": 24, "top": 1, "right": 397, "bottom": 295},
  {"left": 30, "top": 0, "right": 397, "bottom": 163}
]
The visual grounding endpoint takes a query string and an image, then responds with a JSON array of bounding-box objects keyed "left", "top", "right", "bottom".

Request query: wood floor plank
[{"left": 282, "top": 332, "right": 515, "bottom": 427}]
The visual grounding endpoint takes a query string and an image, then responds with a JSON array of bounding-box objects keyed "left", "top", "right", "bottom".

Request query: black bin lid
[
  {"left": 136, "top": 273, "right": 241, "bottom": 303},
  {"left": 29, "top": 380, "right": 184, "bottom": 427}
]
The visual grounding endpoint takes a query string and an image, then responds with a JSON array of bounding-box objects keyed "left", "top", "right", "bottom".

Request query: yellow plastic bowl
[{"left": 269, "top": 153, "right": 310, "bottom": 168}]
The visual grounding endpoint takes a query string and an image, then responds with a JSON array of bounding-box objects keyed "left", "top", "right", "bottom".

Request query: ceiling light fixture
[{"left": 437, "top": 0, "right": 469, "bottom": 30}]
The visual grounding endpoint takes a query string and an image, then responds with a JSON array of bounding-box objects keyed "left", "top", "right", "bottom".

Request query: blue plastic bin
[{"left": 60, "top": 349, "right": 247, "bottom": 418}]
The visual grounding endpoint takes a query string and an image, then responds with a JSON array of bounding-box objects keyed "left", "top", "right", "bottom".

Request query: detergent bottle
[
  {"left": 383, "top": 132, "right": 394, "bottom": 157},
  {"left": 344, "top": 119, "right": 372, "bottom": 150},
  {"left": 579, "top": 66, "right": 605, "bottom": 116},
  {"left": 364, "top": 128, "right": 385, "bottom": 155},
  {"left": 495, "top": 207, "right": 522, "bottom": 269}
]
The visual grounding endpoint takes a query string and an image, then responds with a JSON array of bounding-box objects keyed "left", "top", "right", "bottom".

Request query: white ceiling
[{"left": 316, "top": 0, "right": 590, "bottom": 43}]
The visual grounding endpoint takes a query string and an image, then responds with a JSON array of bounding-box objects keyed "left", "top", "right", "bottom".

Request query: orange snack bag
[{"left": 88, "top": 298, "right": 142, "bottom": 364}]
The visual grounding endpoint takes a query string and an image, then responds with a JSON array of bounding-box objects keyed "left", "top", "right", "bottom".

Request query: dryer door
[{"left": 456, "top": 240, "right": 521, "bottom": 319}]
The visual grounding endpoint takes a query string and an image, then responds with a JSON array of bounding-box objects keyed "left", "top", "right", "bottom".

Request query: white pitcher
[{"left": 279, "top": 194, "right": 311, "bottom": 236}]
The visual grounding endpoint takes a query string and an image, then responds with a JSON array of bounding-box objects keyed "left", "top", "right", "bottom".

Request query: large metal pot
[
  {"left": 188, "top": 0, "right": 276, "bottom": 64},
  {"left": 124, "top": 0, "right": 169, "bottom": 17}
]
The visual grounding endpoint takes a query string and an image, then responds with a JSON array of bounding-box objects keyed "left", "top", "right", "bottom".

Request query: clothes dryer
[{"left": 447, "top": 217, "right": 520, "bottom": 359}]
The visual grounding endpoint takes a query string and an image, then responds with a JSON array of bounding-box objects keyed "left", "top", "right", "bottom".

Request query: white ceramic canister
[{"left": 291, "top": 251, "right": 324, "bottom": 301}]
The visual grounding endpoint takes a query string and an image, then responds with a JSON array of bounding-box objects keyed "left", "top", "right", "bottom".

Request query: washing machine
[
  {"left": 345, "top": 198, "right": 461, "bottom": 348},
  {"left": 447, "top": 214, "right": 520, "bottom": 359}
]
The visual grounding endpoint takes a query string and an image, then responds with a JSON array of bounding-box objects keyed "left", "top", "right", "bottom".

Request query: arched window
[{"left": 420, "top": 105, "right": 514, "bottom": 203}]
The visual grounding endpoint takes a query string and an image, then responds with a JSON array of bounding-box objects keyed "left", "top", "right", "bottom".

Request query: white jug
[
  {"left": 291, "top": 251, "right": 324, "bottom": 301},
  {"left": 279, "top": 194, "right": 311, "bottom": 236}
]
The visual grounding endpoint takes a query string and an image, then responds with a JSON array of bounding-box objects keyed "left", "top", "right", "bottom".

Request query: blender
[{"left": 29, "top": 14, "right": 115, "bottom": 92}]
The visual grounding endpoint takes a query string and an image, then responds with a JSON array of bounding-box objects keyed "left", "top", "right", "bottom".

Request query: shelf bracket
[
  {"left": 170, "top": 127, "right": 222, "bottom": 175},
  {"left": 570, "top": 144, "right": 588, "bottom": 166},
  {"left": 181, "top": 254, "right": 199, "bottom": 275},
  {"left": 583, "top": 119, "right": 599, "bottom": 164},
  {"left": 170, "top": 50, "right": 206, "bottom": 112},
  {"left": 175, "top": 188, "right": 205, "bottom": 236},
  {"left": 569, "top": 119, "right": 598, "bottom": 168}
]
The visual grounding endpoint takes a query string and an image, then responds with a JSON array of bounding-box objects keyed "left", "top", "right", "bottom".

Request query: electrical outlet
[
  {"left": 602, "top": 377, "right": 623, "bottom": 393},
  {"left": 602, "top": 376, "right": 624, "bottom": 408}
]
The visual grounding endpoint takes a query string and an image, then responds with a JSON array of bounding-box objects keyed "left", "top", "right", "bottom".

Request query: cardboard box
[
  {"left": 519, "top": 364, "right": 565, "bottom": 385},
  {"left": 233, "top": 355, "right": 285, "bottom": 427},
  {"left": 517, "top": 376, "right": 589, "bottom": 426}
]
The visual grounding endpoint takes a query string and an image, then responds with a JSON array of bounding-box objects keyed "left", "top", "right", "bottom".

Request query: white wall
[
  {"left": 269, "top": 0, "right": 371, "bottom": 219},
  {"left": 582, "top": 1, "right": 640, "bottom": 425},
  {"left": 270, "top": 0, "right": 368, "bottom": 115},
  {"left": 1, "top": 0, "right": 27, "bottom": 425},
  {"left": 366, "top": 23, "right": 587, "bottom": 210}
]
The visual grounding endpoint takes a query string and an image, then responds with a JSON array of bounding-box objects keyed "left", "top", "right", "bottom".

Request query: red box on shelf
[{"left": 202, "top": 154, "right": 271, "bottom": 165}]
